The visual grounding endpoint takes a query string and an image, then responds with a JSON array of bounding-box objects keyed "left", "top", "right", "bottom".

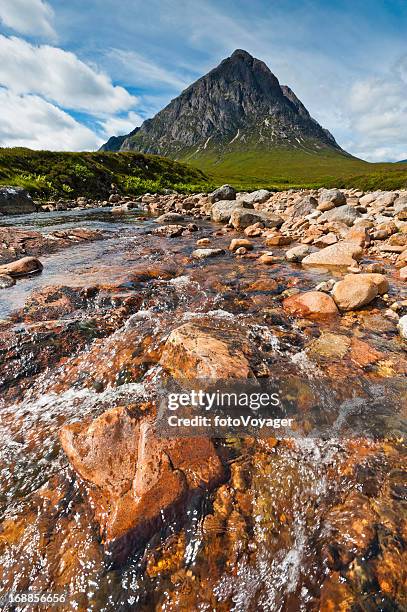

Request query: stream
[{"left": 0, "top": 208, "right": 406, "bottom": 611}]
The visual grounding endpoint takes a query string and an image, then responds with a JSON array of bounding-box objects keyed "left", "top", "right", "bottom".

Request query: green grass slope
[
  {"left": 186, "top": 147, "right": 407, "bottom": 191},
  {"left": 0, "top": 148, "right": 210, "bottom": 198}
]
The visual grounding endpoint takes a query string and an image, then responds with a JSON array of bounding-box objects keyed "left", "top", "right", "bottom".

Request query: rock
[
  {"left": 290, "top": 195, "right": 317, "bottom": 219},
  {"left": 285, "top": 244, "right": 310, "bottom": 262},
  {"left": 345, "top": 226, "right": 370, "bottom": 246},
  {"left": 399, "top": 266, "right": 407, "bottom": 281},
  {"left": 398, "top": 315, "right": 407, "bottom": 339},
  {"left": 319, "top": 205, "right": 360, "bottom": 226},
  {"left": 315, "top": 279, "right": 336, "bottom": 293},
  {"left": 0, "top": 274, "right": 16, "bottom": 289},
  {"left": 230, "top": 208, "right": 282, "bottom": 230},
  {"left": 257, "top": 253, "right": 280, "bottom": 265},
  {"left": 196, "top": 238, "right": 210, "bottom": 246},
  {"left": 155, "top": 212, "right": 184, "bottom": 223},
  {"left": 151, "top": 225, "right": 185, "bottom": 238},
  {"left": 192, "top": 248, "right": 224, "bottom": 259},
  {"left": 332, "top": 274, "right": 383, "bottom": 311},
  {"left": 264, "top": 234, "right": 292, "bottom": 246},
  {"left": 0, "top": 186, "right": 36, "bottom": 215},
  {"left": 210, "top": 200, "right": 248, "bottom": 223},
  {"left": 244, "top": 223, "right": 264, "bottom": 237},
  {"left": 209, "top": 184, "right": 236, "bottom": 203},
  {"left": 318, "top": 188, "right": 346, "bottom": 209},
  {"left": 229, "top": 239, "right": 253, "bottom": 251},
  {"left": 160, "top": 321, "right": 254, "bottom": 379},
  {"left": 302, "top": 241, "right": 363, "bottom": 269},
  {"left": 283, "top": 291, "right": 339, "bottom": 319},
  {"left": 242, "top": 189, "right": 271, "bottom": 204},
  {"left": 313, "top": 232, "right": 337, "bottom": 248},
  {"left": 307, "top": 333, "right": 351, "bottom": 359},
  {"left": 60, "top": 408, "right": 225, "bottom": 565},
  {"left": 0, "top": 256, "right": 43, "bottom": 277},
  {"left": 394, "top": 196, "right": 407, "bottom": 220}
]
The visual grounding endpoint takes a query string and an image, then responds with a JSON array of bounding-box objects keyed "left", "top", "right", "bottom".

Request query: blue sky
[{"left": 0, "top": 0, "right": 406, "bottom": 161}]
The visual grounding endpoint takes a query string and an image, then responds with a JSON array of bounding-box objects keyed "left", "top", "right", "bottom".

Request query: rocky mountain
[
  {"left": 100, "top": 127, "right": 140, "bottom": 152},
  {"left": 101, "top": 49, "right": 344, "bottom": 161}
]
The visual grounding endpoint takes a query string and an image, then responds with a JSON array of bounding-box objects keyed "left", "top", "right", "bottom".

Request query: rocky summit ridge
[{"left": 101, "top": 49, "right": 344, "bottom": 159}]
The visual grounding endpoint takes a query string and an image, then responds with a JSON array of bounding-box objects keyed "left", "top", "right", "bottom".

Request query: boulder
[
  {"left": 285, "top": 244, "right": 310, "bottom": 262},
  {"left": 0, "top": 256, "right": 43, "bottom": 277},
  {"left": 264, "top": 234, "right": 292, "bottom": 246},
  {"left": 399, "top": 267, "right": 407, "bottom": 281},
  {"left": 151, "top": 224, "right": 185, "bottom": 237},
  {"left": 155, "top": 212, "right": 184, "bottom": 223},
  {"left": 160, "top": 321, "right": 254, "bottom": 379},
  {"left": 230, "top": 208, "right": 283, "bottom": 230},
  {"left": 394, "top": 196, "right": 407, "bottom": 220},
  {"left": 283, "top": 291, "right": 339, "bottom": 319},
  {"left": 209, "top": 184, "right": 236, "bottom": 203},
  {"left": 229, "top": 238, "right": 253, "bottom": 252},
  {"left": 192, "top": 248, "right": 224, "bottom": 259},
  {"left": 398, "top": 315, "right": 407, "bottom": 340},
  {"left": 345, "top": 226, "right": 370, "bottom": 246},
  {"left": 318, "top": 188, "right": 346, "bottom": 209},
  {"left": 211, "top": 200, "right": 249, "bottom": 223},
  {"left": 302, "top": 241, "right": 363, "bottom": 269},
  {"left": 0, "top": 274, "right": 15, "bottom": 289},
  {"left": 319, "top": 205, "right": 361, "bottom": 226},
  {"left": 332, "top": 274, "right": 384, "bottom": 311},
  {"left": 60, "top": 408, "right": 225, "bottom": 565},
  {"left": 289, "top": 195, "right": 317, "bottom": 219},
  {"left": 241, "top": 189, "right": 271, "bottom": 204},
  {"left": 0, "top": 186, "right": 36, "bottom": 215}
]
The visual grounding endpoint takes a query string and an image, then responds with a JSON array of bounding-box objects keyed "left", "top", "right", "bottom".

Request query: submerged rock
[{"left": 60, "top": 408, "right": 225, "bottom": 565}]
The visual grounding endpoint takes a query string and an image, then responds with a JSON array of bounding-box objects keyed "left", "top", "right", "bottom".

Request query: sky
[{"left": 0, "top": 0, "right": 406, "bottom": 161}]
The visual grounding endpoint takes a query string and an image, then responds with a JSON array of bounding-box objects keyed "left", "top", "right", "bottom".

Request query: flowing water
[{"left": 0, "top": 209, "right": 406, "bottom": 611}]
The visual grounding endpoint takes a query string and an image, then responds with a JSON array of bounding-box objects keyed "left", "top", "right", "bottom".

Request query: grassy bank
[
  {"left": 186, "top": 148, "right": 407, "bottom": 191},
  {"left": 0, "top": 148, "right": 211, "bottom": 199},
  {"left": 1, "top": 147, "right": 406, "bottom": 200}
]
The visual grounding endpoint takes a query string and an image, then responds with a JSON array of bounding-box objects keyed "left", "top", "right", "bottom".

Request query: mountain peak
[
  {"left": 102, "top": 50, "right": 342, "bottom": 159},
  {"left": 230, "top": 49, "right": 253, "bottom": 61}
]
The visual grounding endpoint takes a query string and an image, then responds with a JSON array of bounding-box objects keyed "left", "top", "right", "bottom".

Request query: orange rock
[
  {"left": 283, "top": 291, "right": 339, "bottom": 319},
  {"left": 159, "top": 321, "right": 254, "bottom": 379}
]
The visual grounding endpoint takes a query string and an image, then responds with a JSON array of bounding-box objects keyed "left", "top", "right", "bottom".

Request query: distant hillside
[{"left": 0, "top": 148, "right": 209, "bottom": 198}]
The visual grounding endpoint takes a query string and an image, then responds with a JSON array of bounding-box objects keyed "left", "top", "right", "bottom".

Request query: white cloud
[
  {"left": 0, "top": 88, "right": 103, "bottom": 150},
  {"left": 0, "top": 35, "right": 136, "bottom": 114},
  {"left": 101, "top": 111, "right": 143, "bottom": 137},
  {"left": 0, "top": 0, "right": 55, "bottom": 39},
  {"left": 346, "top": 66, "right": 407, "bottom": 161},
  {"left": 108, "top": 49, "right": 190, "bottom": 91}
]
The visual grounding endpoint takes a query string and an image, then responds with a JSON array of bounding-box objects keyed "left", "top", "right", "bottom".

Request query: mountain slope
[{"left": 104, "top": 49, "right": 345, "bottom": 163}]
